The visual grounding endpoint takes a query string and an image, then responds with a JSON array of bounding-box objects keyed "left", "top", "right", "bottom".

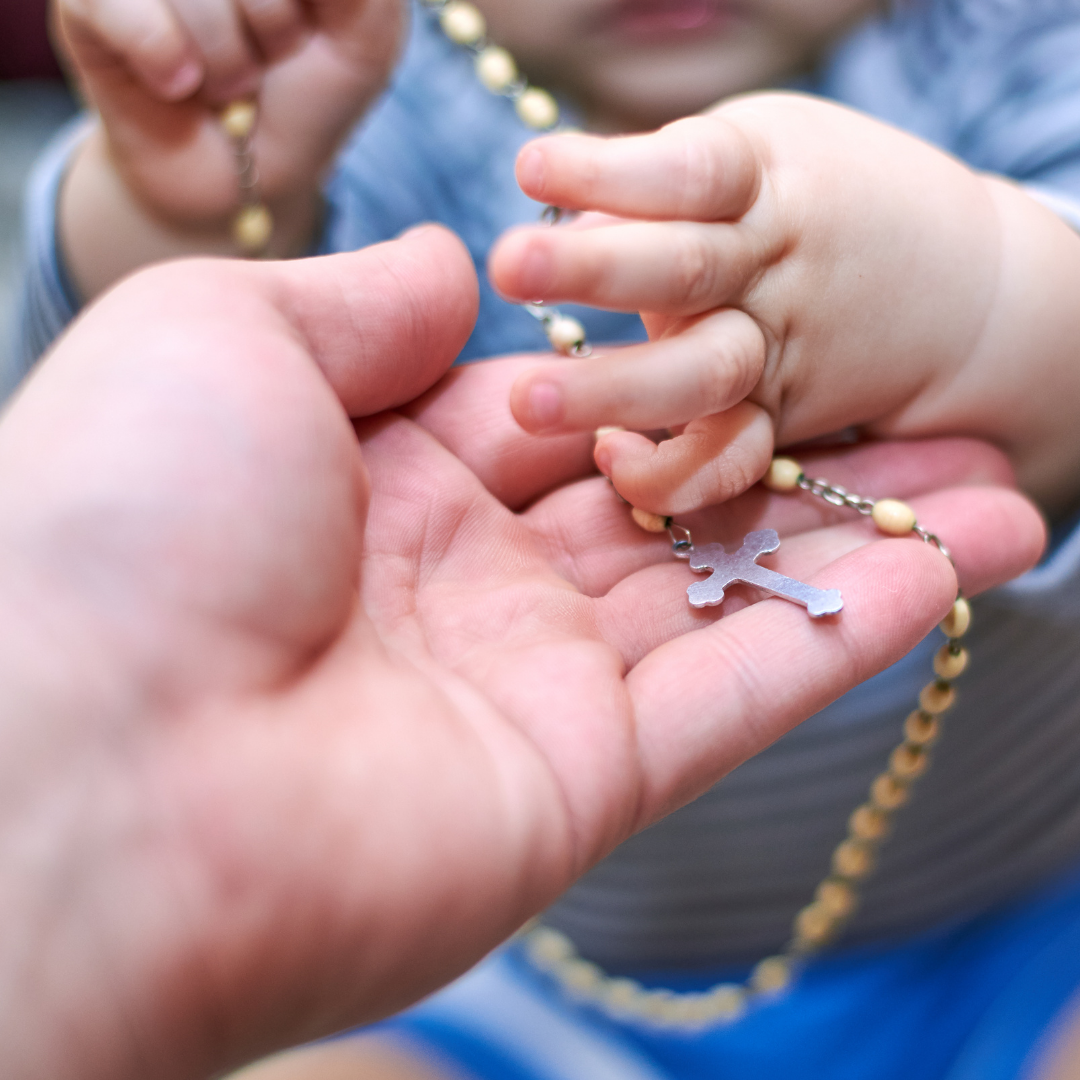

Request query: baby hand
[
  {"left": 490, "top": 94, "right": 1080, "bottom": 515},
  {"left": 55, "top": 0, "right": 403, "bottom": 288}
]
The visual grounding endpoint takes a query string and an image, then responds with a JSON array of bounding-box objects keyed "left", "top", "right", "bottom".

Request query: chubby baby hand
[
  {"left": 489, "top": 93, "right": 1080, "bottom": 515},
  {"left": 55, "top": 0, "right": 402, "bottom": 282}
]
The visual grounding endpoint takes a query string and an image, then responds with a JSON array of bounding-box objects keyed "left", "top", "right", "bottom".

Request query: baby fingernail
[
  {"left": 518, "top": 240, "right": 554, "bottom": 294},
  {"left": 594, "top": 442, "right": 612, "bottom": 476},
  {"left": 517, "top": 145, "right": 547, "bottom": 196},
  {"left": 527, "top": 381, "right": 564, "bottom": 429},
  {"left": 162, "top": 60, "right": 202, "bottom": 99}
]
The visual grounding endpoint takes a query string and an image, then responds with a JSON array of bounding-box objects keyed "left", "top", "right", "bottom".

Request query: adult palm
[{"left": 0, "top": 229, "right": 1042, "bottom": 1080}]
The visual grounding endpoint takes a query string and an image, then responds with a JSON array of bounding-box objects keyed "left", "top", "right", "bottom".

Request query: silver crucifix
[{"left": 686, "top": 529, "right": 843, "bottom": 618}]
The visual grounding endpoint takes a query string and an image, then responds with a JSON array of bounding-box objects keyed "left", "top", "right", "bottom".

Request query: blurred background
[{"left": 1, "top": 0, "right": 77, "bottom": 386}]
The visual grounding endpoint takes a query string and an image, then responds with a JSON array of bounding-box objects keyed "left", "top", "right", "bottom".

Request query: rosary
[{"left": 217, "top": 1, "right": 972, "bottom": 1031}]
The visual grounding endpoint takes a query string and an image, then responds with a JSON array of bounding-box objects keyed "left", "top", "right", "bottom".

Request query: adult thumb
[{"left": 258, "top": 225, "right": 479, "bottom": 416}]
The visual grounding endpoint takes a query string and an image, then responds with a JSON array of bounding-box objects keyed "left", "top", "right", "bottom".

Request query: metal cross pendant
[{"left": 686, "top": 529, "right": 843, "bottom": 618}]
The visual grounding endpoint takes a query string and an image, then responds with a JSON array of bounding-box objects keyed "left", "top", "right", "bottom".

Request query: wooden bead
[
  {"left": 762, "top": 456, "right": 803, "bottom": 492},
  {"left": 704, "top": 983, "right": 748, "bottom": 1020},
  {"left": 221, "top": 100, "right": 257, "bottom": 140},
  {"left": 794, "top": 902, "right": 835, "bottom": 946},
  {"left": 602, "top": 977, "right": 647, "bottom": 1012},
  {"left": 903, "top": 710, "right": 939, "bottom": 746},
  {"left": 631, "top": 506, "right": 670, "bottom": 533},
  {"left": 560, "top": 958, "right": 603, "bottom": 991},
  {"left": 638, "top": 989, "right": 675, "bottom": 1019},
  {"left": 750, "top": 956, "right": 792, "bottom": 995},
  {"left": 940, "top": 597, "right": 971, "bottom": 638},
  {"left": 546, "top": 315, "right": 587, "bottom": 354},
  {"left": 525, "top": 926, "right": 574, "bottom": 965},
  {"left": 475, "top": 45, "right": 518, "bottom": 92},
  {"left": 816, "top": 879, "right": 857, "bottom": 919},
  {"left": 919, "top": 680, "right": 956, "bottom": 715},
  {"left": 871, "top": 773, "right": 910, "bottom": 811},
  {"left": 849, "top": 804, "right": 889, "bottom": 841},
  {"left": 871, "top": 498, "right": 917, "bottom": 536},
  {"left": 233, "top": 204, "right": 273, "bottom": 254},
  {"left": 672, "top": 992, "right": 722, "bottom": 1025},
  {"left": 933, "top": 644, "right": 969, "bottom": 679},
  {"left": 516, "top": 87, "right": 560, "bottom": 129},
  {"left": 656, "top": 993, "right": 706, "bottom": 1026},
  {"left": 440, "top": 0, "right": 485, "bottom": 44},
  {"left": 889, "top": 743, "right": 929, "bottom": 780},
  {"left": 832, "top": 839, "right": 875, "bottom": 879}
]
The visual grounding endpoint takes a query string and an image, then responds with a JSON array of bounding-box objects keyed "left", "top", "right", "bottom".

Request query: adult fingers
[
  {"left": 623, "top": 482, "right": 1045, "bottom": 821},
  {"left": 488, "top": 218, "right": 765, "bottom": 316},
  {"left": 599, "top": 483, "right": 1044, "bottom": 665},
  {"left": 403, "top": 356, "right": 595, "bottom": 510},
  {"left": 526, "top": 437, "right": 1026, "bottom": 599},
  {"left": 595, "top": 403, "right": 776, "bottom": 515},
  {"left": 57, "top": 0, "right": 204, "bottom": 100},
  {"left": 261, "top": 226, "right": 479, "bottom": 415},
  {"left": 514, "top": 116, "right": 761, "bottom": 222},
  {"left": 510, "top": 309, "right": 766, "bottom": 434}
]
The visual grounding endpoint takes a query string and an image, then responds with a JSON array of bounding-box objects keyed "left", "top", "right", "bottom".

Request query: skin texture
[
  {"left": 490, "top": 96, "right": 1080, "bottom": 517},
  {"left": 0, "top": 229, "right": 1046, "bottom": 1080}
]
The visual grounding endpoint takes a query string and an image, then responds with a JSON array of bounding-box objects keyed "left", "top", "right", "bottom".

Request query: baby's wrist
[{"left": 59, "top": 129, "right": 322, "bottom": 301}]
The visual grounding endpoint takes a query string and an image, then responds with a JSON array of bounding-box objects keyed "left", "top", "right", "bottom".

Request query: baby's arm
[
  {"left": 54, "top": 0, "right": 402, "bottom": 300},
  {"left": 489, "top": 94, "right": 1080, "bottom": 517}
]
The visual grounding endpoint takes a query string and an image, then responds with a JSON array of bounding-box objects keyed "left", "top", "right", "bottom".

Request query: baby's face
[{"left": 471, "top": 0, "right": 882, "bottom": 131}]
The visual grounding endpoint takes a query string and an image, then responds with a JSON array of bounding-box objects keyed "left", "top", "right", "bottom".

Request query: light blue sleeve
[
  {"left": 11, "top": 117, "right": 91, "bottom": 392},
  {"left": 821, "top": 0, "right": 1080, "bottom": 213}
]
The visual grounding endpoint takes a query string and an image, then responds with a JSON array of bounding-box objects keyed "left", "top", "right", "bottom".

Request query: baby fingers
[
  {"left": 514, "top": 115, "right": 761, "bottom": 222},
  {"left": 595, "top": 402, "right": 775, "bottom": 515},
  {"left": 165, "top": 0, "right": 266, "bottom": 101},
  {"left": 510, "top": 309, "right": 766, "bottom": 434},
  {"left": 59, "top": 0, "right": 204, "bottom": 99},
  {"left": 235, "top": 0, "right": 308, "bottom": 62},
  {"left": 489, "top": 218, "right": 767, "bottom": 316}
]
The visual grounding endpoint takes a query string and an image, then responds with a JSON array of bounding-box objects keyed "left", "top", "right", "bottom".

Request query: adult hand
[{"left": 0, "top": 227, "right": 1043, "bottom": 1080}]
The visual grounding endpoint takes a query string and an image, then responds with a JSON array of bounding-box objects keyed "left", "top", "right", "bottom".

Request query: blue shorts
[{"left": 363, "top": 862, "right": 1080, "bottom": 1080}]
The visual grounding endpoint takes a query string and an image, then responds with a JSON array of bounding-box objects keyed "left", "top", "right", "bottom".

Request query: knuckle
[
  {"left": 668, "top": 120, "right": 724, "bottom": 218},
  {"left": 669, "top": 227, "right": 720, "bottom": 310},
  {"left": 716, "top": 314, "right": 765, "bottom": 394}
]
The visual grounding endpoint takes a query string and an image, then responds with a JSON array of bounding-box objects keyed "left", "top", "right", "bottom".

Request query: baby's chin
[{"left": 561, "top": 31, "right": 803, "bottom": 132}]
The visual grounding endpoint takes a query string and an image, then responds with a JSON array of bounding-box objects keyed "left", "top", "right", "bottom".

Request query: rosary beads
[
  {"left": 220, "top": 100, "right": 274, "bottom": 257},
  {"left": 420, "top": 0, "right": 595, "bottom": 358},
  {"left": 521, "top": 458, "right": 970, "bottom": 1030}
]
